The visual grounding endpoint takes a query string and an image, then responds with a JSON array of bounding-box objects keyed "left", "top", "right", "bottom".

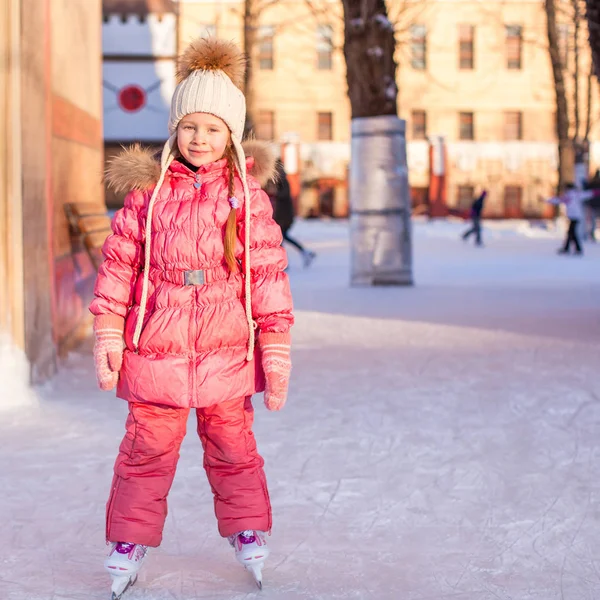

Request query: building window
[
  {"left": 506, "top": 25, "right": 522, "bottom": 70},
  {"left": 256, "top": 110, "right": 275, "bottom": 140},
  {"left": 259, "top": 26, "right": 275, "bottom": 70},
  {"left": 198, "top": 24, "right": 216, "bottom": 38},
  {"left": 410, "top": 25, "right": 427, "bottom": 70},
  {"left": 317, "top": 24, "right": 333, "bottom": 70},
  {"left": 457, "top": 185, "right": 475, "bottom": 211},
  {"left": 459, "top": 24, "right": 474, "bottom": 70},
  {"left": 412, "top": 110, "right": 427, "bottom": 140},
  {"left": 504, "top": 111, "right": 523, "bottom": 140},
  {"left": 317, "top": 111, "right": 333, "bottom": 140},
  {"left": 558, "top": 23, "right": 569, "bottom": 68},
  {"left": 459, "top": 112, "right": 474, "bottom": 140},
  {"left": 504, "top": 185, "right": 522, "bottom": 217}
]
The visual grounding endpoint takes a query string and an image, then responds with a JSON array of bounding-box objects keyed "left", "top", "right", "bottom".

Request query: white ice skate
[
  {"left": 229, "top": 530, "right": 270, "bottom": 589},
  {"left": 104, "top": 541, "right": 148, "bottom": 599}
]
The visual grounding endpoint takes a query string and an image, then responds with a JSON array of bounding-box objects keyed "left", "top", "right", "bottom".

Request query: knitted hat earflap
[
  {"left": 231, "top": 135, "right": 255, "bottom": 359},
  {"left": 132, "top": 132, "right": 177, "bottom": 352}
]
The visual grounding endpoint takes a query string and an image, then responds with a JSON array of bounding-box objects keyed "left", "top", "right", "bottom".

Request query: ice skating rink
[{"left": 1, "top": 219, "right": 600, "bottom": 600}]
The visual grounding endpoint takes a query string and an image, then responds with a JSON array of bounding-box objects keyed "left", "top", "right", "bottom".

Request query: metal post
[{"left": 349, "top": 115, "right": 413, "bottom": 286}]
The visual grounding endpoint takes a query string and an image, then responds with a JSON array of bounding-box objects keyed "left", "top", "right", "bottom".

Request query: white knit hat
[{"left": 132, "top": 38, "right": 256, "bottom": 360}]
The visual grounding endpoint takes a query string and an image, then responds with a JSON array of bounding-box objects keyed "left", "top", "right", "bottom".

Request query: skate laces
[
  {"left": 114, "top": 542, "right": 147, "bottom": 559},
  {"left": 238, "top": 530, "right": 257, "bottom": 544}
]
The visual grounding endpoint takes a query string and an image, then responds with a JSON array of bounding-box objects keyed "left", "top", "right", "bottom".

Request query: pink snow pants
[{"left": 106, "top": 396, "right": 271, "bottom": 547}]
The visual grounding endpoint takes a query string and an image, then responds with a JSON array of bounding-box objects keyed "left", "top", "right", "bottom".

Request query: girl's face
[{"left": 177, "top": 113, "right": 230, "bottom": 167}]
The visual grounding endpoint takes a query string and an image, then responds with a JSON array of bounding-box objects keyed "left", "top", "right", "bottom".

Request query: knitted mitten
[
  {"left": 93, "top": 315, "right": 125, "bottom": 392},
  {"left": 259, "top": 332, "right": 291, "bottom": 411}
]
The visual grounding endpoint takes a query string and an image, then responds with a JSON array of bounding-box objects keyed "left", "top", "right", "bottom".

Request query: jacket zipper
[
  {"left": 105, "top": 480, "right": 119, "bottom": 541},
  {"left": 190, "top": 174, "right": 202, "bottom": 406}
]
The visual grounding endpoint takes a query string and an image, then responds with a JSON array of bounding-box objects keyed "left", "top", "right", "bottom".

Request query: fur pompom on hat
[{"left": 176, "top": 38, "right": 246, "bottom": 89}]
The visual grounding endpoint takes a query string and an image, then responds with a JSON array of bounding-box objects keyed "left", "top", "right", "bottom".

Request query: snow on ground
[
  {"left": 1, "top": 218, "right": 600, "bottom": 600},
  {"left": 0, "top": 334, "right": 39, "bottom": 410}
]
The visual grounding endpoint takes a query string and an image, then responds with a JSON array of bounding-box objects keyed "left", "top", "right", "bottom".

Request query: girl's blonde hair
[{"left": 224, "top": 144, "right": 239, "bottom": 274}]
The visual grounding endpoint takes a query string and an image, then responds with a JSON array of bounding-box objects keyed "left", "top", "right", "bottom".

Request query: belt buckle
[{"left": 184, "top": 270, "right": 205, "bottom": 286}]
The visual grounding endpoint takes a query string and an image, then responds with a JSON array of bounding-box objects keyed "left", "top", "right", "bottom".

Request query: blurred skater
[
  {"left": 584, "top": 170, "right": 600, "bottom": 241},
  {"left": 461, "top": 190, "right": 487, "bottom": 246},
  {"left": 547, "top": 183, "right": 592, "bottom": 255},
  {"left": 265, "top": 160, "right": 316, "bottom": 267}
]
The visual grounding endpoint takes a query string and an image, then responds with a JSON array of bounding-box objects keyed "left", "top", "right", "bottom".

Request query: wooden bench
[{"left": 64, "top": 202, "right": 112, "bottom": 270}]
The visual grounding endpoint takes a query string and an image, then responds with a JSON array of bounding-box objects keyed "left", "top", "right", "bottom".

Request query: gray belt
[
  {"left": 151, "top": 266, "right": 230, "bottom": 286},
  {"left": 184, "top": 270, "right": 206, "bottom": 286}
]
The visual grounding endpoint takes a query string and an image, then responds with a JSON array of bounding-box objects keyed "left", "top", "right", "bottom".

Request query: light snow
[{"left": 1, "top": 217, "right": 600, "bottom": 600}]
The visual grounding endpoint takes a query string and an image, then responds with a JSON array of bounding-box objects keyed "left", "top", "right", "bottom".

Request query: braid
[{"left": 224, "top": 145, "right": 238, "bottom": 273}]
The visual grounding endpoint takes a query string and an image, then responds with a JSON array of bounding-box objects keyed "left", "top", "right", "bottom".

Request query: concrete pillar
[{"left": 349, "top": 116, "right": 413, "bottom": 286}]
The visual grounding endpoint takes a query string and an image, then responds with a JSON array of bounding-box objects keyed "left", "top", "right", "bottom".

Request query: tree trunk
[
  {"left": 342, "top": 0, "right": 412, "bottom": 286},
  {"left": 585, "top": 63, "right": 593, "bottom": 140},
  {"left": 587, "top": 0, "right": 600, "bottom": 81},
  {"left": 573, "top": 0, "right": 581, "bottom": 140},
  {"left": 243, "top": 0, "right": 257, "bottom": 136},
  {"left": 546, "top": 0, "right": 572, "bottom": 192},
  {"left": 342, "top": 0, "right": 398, "bottom": 118}
]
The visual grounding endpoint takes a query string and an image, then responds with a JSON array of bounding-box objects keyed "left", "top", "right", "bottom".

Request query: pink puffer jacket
[{"left": 90, "top": 141, "right": 294, "bottom": 408}]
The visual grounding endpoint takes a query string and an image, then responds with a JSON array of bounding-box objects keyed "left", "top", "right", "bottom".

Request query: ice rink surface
[{"left": 1, "top": 218, "right": 600, "bottom": 600}]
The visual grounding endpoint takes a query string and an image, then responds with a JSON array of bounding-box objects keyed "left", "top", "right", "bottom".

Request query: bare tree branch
[
  {"left": 585, "top": 63, "right": 593, "bottom": 139},
  {"left": 587, "top": 0, "right": 600, "bottom": 80},
  {"left": 546, "top": 0, "right": 571, "bottom": 192},
  {"left": 573, "top": 0, "right": 581, "bottom": 140}
]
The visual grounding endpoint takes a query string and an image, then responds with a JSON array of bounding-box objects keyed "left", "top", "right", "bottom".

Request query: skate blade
[
  {"left": 110, "top": 574, "right": 137, "bottom": 599},
  {"left": 246, "top": 563, "right": 263, "bottom": 590}
]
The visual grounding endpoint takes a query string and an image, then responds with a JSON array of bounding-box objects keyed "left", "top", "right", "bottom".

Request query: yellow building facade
[{"left": 176, "top": 0, "right": 599, "bottom": 218}]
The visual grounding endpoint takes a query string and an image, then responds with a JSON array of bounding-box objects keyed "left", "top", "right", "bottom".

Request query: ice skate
[
  {"left": 229, "top": 530, "right": 269, "bottom": 589},
  {"left": 104, "top": 542, "right": 148, "bottom": 599},
  {"left": 109, "top": 573, "right": 137, "bottom": 600}
]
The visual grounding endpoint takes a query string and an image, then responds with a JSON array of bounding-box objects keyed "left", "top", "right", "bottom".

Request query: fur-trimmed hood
[{"left": 105, "top": 140, "right": 277, "bottom": 194}]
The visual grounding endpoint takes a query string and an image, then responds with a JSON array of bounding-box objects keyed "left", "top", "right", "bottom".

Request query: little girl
[{"left": 90, "top": 38, "right": 293, "bottom": 598}]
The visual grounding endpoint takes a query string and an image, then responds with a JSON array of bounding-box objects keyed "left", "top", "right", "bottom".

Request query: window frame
[
  {"left": 410, "top": 24, "right": 427, "bottom": 70},
  {"left": 504, "top": 185, "right": 523, "bottom": 217},
  {"left": 317, "top": 111, "right": 333, "bottom": 141},
  {"left": 458, "top": 24, "right": 475, "bottom": 70},
  {"left": 411, "top": 110, "right": 427, "bottom": 140},
  {"left": 256, "top": 110, "right": 275, "bottom": 141},
  {"left": 459, "top": 112, "right": 475, "bottom": 141},
  {"left": 457, "top": 185, "right": 475, "bottom": 211},
  {"left": 504, "top": 111, "right": 523, "bottom": 141},
  {"left": 506, "top": 24, "right": 523, "bottom": 70},
  {"left": 258, "top": 25, "right": 275, "bottom": 70},
  {"left": 316, "top": 24, "right": 333, "bottom": 70}
]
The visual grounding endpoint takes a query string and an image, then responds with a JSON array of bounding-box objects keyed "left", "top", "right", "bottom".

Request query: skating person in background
[
  {"left": 265, "top": 160, "right": 316, "bottom": 267},
  {"left": 584, "top": 169, "right": 600, "bottom": 241},
  {"left": 90, "top": 38, "right": 293, "bottom": 598},
  {"left": 547, "top": 183, "right": 591, "bottom": 255},
  {"left": 461, "top": 190, "right": 487, "bottom": 246}
]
